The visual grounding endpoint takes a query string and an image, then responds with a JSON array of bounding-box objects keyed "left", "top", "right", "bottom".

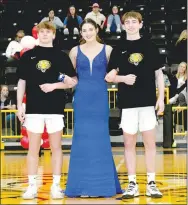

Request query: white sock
[
  {"left": 128, "top": 175, "right": 136, "bottom": 184},
  {"left": 52, "top": 175, "right": 61, "bottom": 186},
  {"left": 28, "top": 175, "right": 37, "bottom": 186},
  {"left": 147, "top": 172, "right": 155, "bottom": 183}
]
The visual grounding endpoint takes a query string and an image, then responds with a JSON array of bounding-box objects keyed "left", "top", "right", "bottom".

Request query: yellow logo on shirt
[
  {"left": 129, "top": 53, "right": 144, "bottom": 66},
  {"left": 36, "top": 60, "right": 51, "bottom": 73}
]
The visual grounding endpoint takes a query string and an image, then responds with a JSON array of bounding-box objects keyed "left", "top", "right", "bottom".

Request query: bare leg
[
  {"left": 49, "top": 130, "right": 63, "bottom": 175},
  {"left": 123, "top": 132, "right": 137, "bottom": 175},
  {"left": 142, "top": 128, "right": 156, "bottom": 173},
  {"left": 27, "top": 131, "right": 42, "bottom": 175}
]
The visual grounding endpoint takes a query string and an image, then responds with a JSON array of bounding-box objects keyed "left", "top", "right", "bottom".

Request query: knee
[
  {"left": 6, "top": 114, "right": 15, "bottom": 121},
  {"left": 51, "top": 144, "right": 62, "bottom": 152},
  {"left": 27, "top": 150, "right": 39, "bottom": 159},
  {"left": 144, "top": 141, "right": 156, "bottom": 151},
  {"left": 73, "top": 27, "right": 79, "bottom": 35},
  {"left": 124, "top": 138, "right": 136, "bottom": 149},
  {"left": 178, "top": 93, "right": 186, "bottom": 103},
  {"left": 64, "top": 28, "right": 69, "bottom": 35}
]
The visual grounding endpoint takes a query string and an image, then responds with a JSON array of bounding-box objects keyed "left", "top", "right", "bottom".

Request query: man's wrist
[
  {"left": 58, "top": 73, "right": 65, "bottom": 82},
  {"left": 17, "top": 104, "right": 23, "bottom": 109}
]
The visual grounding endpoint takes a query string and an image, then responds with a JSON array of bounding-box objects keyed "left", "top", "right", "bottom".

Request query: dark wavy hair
[{"left": 79, "top": 18, "right": 102, "bottom": 44}]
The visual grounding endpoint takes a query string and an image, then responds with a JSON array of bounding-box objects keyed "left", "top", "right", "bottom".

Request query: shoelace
[
  {"left": 148, "top": 182, "right": 159, "bottom": 193},
  {"left": 127, "top": 182, "right": 136, "bottom": 192},
  {"left": 150, "top": 185, "right": 159, "bottom": 192}
]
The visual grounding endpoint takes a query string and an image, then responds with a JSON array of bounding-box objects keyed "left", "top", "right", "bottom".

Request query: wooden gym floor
[{"left": 1, "top": 147, "right": 187, "bottom": 204}]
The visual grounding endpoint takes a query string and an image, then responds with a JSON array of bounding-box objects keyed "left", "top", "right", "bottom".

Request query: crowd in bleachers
[{"left": 0, "top": 0, "right": 187, "bottom": 135}]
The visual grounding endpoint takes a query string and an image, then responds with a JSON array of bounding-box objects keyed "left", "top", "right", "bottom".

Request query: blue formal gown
[{"left": 65, "top": 45, "right": 122, "bottom": 197}]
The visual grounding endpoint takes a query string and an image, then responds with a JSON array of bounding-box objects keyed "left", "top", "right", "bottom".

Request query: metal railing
[
  {"left": 108, "top": 87, "right": 169, "bottom": 109},
  {"left": 172, "top": 106, "right": 187, "bottom": 137}
]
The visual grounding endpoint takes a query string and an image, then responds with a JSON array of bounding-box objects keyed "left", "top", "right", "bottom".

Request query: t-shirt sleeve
[
  {"left": 151, "top": 42, "right": 163, "bottom": 71},
  {"left": 59, "top": 52, "right": 77, "bottom": 77},
  {"left": 108, "top": 46, "right": 120, "bottom": 73},
  {"left": 17, "top": 53, "right": 28, "bottom": 80}
]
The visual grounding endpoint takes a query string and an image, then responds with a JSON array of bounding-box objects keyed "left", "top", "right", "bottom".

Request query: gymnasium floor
[{"left": 0, "top": 147, "right": 187, "bottom": 204}]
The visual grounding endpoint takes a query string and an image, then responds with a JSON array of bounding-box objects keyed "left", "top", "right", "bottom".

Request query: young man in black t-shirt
[
  {"left": 105, "top": 11, "right": 164, "bottom": 199},
  {"left": 17, "top": 21, "right": 77, "bottom": 199}
]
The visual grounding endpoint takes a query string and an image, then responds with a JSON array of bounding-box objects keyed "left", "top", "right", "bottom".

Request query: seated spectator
[
  {"left": 63, "top": 5, "right": 83, "bottom": 36},
  {"left": 85, "top": 3, "right": 106, "bottom": 30},
  {"left": 0, "top": 85, "right": 16, "bottom": 133},
  {"left": 40, "top": 10, "right": 64, "bottom": 30},
  {"left": 5, "top": 30, "right": 25, "bottom": 62},
  {"left": 168, "top": 30, "right": 187, "bottom": 65},
  {"left": 106, "top": 5, "right": 122, "bottom": 33},
  {"left": 164, "top": 62, "right": 187, "bottom": 105}
]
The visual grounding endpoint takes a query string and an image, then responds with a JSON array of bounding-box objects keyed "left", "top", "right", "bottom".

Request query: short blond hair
[
  {"left": 122, "top": 11, "right": 142, "bottom": 23},
  {"left": 37, "top": 21, "right": 56, "bottom": 34}
]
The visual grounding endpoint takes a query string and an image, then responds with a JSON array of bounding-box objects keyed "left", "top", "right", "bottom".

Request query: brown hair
[
  {"left": 122, "top": 11, "right": 142, "bottom": 23},
  {"left": 67, "top": 5, "right": 77, "bottom": 18},
  {"left": 79, "top": 18, "right": 102, "bottom": 44},
  {"left": 36, "top": 21, "right": 56, "bottom": 34}
]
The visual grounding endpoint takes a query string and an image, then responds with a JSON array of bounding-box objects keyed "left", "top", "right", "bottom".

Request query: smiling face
[
  {"left": 178, "top": 62, "right": 187, "bottom": 75},
  {"left": 123, "top": 17, "right": 142, "bottom": 36},
  {"left": 81, "top": 22, "right": 98, "bottom": 43}
]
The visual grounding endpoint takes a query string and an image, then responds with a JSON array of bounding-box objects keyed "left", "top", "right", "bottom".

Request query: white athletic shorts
[
  {"left": 23, "top": 114, "right": 64, "bottom": 134},
  {"left": 120, "top": 106, "right": 157, "bottom": 135}
]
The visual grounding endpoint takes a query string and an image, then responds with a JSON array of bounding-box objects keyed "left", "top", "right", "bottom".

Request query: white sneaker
[
  {"left": 50, "top": 184, "right": 64, "bottom": 199},
  {"left": 146, "top": 181, "right": 163, "bottom": 198},
  {"left": 106, "top": 28, "right": 110, "bottom": 33},
  {"left": 122, "top": 181, "right": 139, "bottom": 199},
  {"left": 116, "top": 28, "right": 121, "bottom": 33},
  {"left": 73, "top": 27, "right": 79, "bottom": 35},
  {"left": 22, "top": 184, "right": 37, "bottom": 199},
  {"left": 64, "top": 28, "right": 69, "bottom": 35}
]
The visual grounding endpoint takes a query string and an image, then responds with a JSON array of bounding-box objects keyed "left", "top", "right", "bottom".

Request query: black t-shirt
[
  {"left": 17, "top": 46, "right": 76, "bottom": 114},
  {"left": 108, "top": 38, "right": 162, "bottom": 109}
]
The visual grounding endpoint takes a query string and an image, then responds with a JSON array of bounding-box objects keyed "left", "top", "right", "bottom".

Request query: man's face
[
  {"left": 16, "top": 32, "right": 24, "bottom": 42},
  {"left": 38, "top": 28, "right": 55, "bottom": 44},
  {"left": 93, "top": 7, "right": 99, "bottom": 13},
  {"left": 124, "top": 17, "right": 142, "bottom": 35}
]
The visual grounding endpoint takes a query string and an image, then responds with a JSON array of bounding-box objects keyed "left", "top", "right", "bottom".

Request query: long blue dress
[{"left": 65, "top": 45, "right": 122, "bottom": 197}]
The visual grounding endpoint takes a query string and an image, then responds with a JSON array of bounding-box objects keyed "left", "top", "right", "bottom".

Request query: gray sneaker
[{"left": 122, "top": 181, "right": 139, "bottom": 199}]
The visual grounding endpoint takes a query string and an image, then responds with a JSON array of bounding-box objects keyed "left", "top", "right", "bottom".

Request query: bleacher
[{"left": 0, "top": 0, "right": 187, "bottom": 148}]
